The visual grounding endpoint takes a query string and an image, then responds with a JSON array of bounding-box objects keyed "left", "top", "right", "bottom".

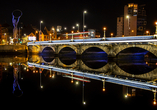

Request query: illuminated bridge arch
[
  {"left": 113, "top": 44, "right": 157, "bottom": 57},
  {"left": 40, "top": 46, "right": 55, "bottom": 53},
  {"left": 112, "top": 62, "right": 157, "bottom": 81},
  {"left": 57, "top": 45, "right": 77, "bottom": 54},
  {"left": 80, "top": 45, "right": 110, "bottom": 55}
]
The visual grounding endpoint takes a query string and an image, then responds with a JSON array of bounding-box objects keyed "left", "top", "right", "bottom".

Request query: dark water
[{"left": 0, "top": 54, "right": 157, "bottom": 109}]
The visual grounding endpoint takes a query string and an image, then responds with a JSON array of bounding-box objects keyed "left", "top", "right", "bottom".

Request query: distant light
[
  {"left": 52, "top": 74, "right": 55, "bottom": 78},
  {"left": 64, "top": 27, "right": 67, "bottom": 30},
  {"left": 102, "top": 88, "right": 105, "bottom": 92},
  {"left": 57, "top": 29, "right": 60, "bottom": 32},
  {"left": 83, "top": 101, "right": 86, "bottom": 105},
  {"left": 24, "top": 67, "right": 27, "bottom": 70},
  {"left": 153, "top": 101, "right": 156, "bottom": 105},
  {"left": 71, "top": 80, "right": 74, "bottom": 83},
  {"left": 84, "top": 10, "right": 87, "bottom": 14},
  {"left": 125, "top": 94, "right": 128, "bottom": 98},
  {"left": 76, "top": 81, "right": 79, "bottom": 85},
  {"left": 126, "top": 15, "right": 129, "bottom": 19},
  {"left": 40, "top": 86, "right": 43, "bottom": 88},
  {"left": 72, "top": 26, "right": 75, "bottom": 29},
  {"left": 40, "top": 21, "right": 43, "bottom": 23},
  {"left": 103, "top": 27, "right": 106, "bottom": 30},
  {"left": 9, "top": 62, "right": 12, "bottom": 66},
  {"left": 27, "top": 68, "right": 29, "bottom": 72},
  {"left": 4, "top": 67, "right": 7, "bottom": 70}
]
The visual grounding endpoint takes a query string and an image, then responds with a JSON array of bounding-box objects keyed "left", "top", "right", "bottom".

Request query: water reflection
[
  {"left": 0, "top": 54, "right": 157, "bottom": 108},
  {"left": 12, "top": 64, "right": 23, "bottom": 97}
]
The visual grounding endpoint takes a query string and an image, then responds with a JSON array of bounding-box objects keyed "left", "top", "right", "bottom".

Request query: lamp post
[
  {"left": 146, "top": 30, "right": 150, "bottom": 35},
  {"left": 111, "top": 33, "right": 113, "bottom": 37},
  {"left": 76, "top": 23, "right": 79, "bottom": 32},
  {"left": 126, "top": 15, "right": 130, "bottom": 36},
  {"left": 155, "top": 22, "right": 157, "bottom": 34},
  {"left": 103, "top": 27, "right": 106, "bottom": 40},
  {"left": 40, "top": 21, "right": 43, "bottom": 41},
  {"left": 71, "top": 31, "right": 74, "bottom": 42},
  {"left": 83, "top": 10, "right": 87, "bottom": 41},
  {"left": 50, "top": 33, "right": 51, "bottom": 42}
]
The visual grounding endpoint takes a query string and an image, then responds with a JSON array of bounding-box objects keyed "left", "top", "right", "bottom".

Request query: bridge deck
[
  {"left": 28, "top": 62, "right": 157, "bottom": 91},
  {"left": 27, "top": 36, "right": 156, "bottom": 46}
]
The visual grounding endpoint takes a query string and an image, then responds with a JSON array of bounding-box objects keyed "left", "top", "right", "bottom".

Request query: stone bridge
[
  {"left": 28, "top": 43, "right": 157, "bottom": 57},
  {"left": 28, "top": 55, "right": 157, "bottom": 81}
]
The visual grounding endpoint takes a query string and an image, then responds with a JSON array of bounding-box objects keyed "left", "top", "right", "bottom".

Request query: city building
[
  {"left": 117, "top": 3, "right": 147, "bottom": 37},
  {"left": 117, "top": 17, "right": 124, "bottom": 37}
]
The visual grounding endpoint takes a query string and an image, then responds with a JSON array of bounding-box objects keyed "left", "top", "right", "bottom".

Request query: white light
[
  {"left": 57, "top": 29, "right": 60, "bottom": 32},
  {"left": 125, "top": 94, "right": 128, "bottom": 98},
  {"left": 40, "top": 21, "right": 43, "bottom": 23},
  {"left": 83, "top": 101, "right": 86, "bottom": 105},
  {"left": 40, "top": 86, "right": 43, "bottom": 88},
  {"left": 84, "top": 10, "right": 87, "bottom": 14},
  {"left": 76, "top": 81, "right": 79, "bottom": 85},
  {"left": 9, "top": 62, "right": 12, "bottom": 66}
]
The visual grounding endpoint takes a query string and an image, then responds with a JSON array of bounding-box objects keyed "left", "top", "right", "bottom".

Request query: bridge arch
[
  {"left": 40, "top": 46, "right": 55, "bottom": 54},
  {"left": 57, "top": 45, "right": 77, "bottom": 54},
  {"left": 112, "top": 63, "right": 157, "bottom": 81},
  {"left": 113, "top": 44, "right": 157, "bottom": 57},
  {"left": 80, "top": 45, "right": 110, "bottom": 55}
]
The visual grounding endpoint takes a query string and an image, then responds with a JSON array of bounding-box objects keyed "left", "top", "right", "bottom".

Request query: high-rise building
[
  {"left": 117, "top": 17, "right": 124, "bottom": 37},
  {"left": 117, "top": 3, "right": 146, "bottom": 37}
]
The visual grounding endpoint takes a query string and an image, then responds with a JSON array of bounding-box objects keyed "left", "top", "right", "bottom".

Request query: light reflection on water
[{"left": 0, "top": 54, "right": 157, "bottom": 109}]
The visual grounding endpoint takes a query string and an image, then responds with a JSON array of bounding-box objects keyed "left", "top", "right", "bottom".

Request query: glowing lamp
[
  {"left": 153, "top": 101, "right": 156, "bottom": 105},
  {"left": 84, "top": 10, "right": 87, "bottom": 14},
  {"left": 102, "top": 88, "right": 105, "bottom": 92},
  {"left": 83, "top": 101, "right": 86, "bottom": 105},
  {"left": 71, "top": 80, "right": 73, "bottom": 83},
  {"left": 125, "top": 94, "right": 128, "bottom": 98}
]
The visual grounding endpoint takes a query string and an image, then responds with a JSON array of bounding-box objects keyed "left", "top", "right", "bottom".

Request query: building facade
[
  {"left": 117, "top": 3, "right": 146, "bottom": 37},
  {"left": 117, "top": 17, "right": 124, "bottom": 37}
]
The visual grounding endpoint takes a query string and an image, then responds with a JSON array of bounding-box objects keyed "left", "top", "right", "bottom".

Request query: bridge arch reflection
[{"left": 41, "top": 46, "right": 55, "bottom": 55}]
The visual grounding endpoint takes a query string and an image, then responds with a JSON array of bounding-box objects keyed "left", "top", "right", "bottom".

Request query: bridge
[
  {"left": 27, "top": 62, "right": 157, "bottom": 93},
  {"left": 27, "top": 35, "right": 157, "bottom": 57}
]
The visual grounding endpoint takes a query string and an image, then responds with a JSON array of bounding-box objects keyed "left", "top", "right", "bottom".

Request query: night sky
[{"left": 1, "top": 0, "right": 157, "bottom": 36}]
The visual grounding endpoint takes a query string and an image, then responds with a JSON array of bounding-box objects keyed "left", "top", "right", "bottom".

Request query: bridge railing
[{"left": 27, "top": 35, "right": 155, "bottom": 45}]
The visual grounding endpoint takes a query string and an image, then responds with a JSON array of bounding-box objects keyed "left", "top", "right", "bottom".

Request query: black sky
[{"left": 0, "top": 0, "right": 157, "bottom": 36}]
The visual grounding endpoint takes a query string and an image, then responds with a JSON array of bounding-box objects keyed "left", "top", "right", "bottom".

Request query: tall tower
[
  {"left": 124, "top": 3, "right": 138, "bottom": 36},
  {"left": 116, "top": 3, "right": 146, "bottom": 37}
]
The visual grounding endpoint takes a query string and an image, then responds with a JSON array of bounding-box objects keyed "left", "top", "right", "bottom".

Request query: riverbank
[{"left": 0, "top": 45, "right": 27, "bottom": 55}]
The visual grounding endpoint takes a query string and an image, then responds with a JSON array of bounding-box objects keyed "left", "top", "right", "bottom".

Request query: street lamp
[
  {"left": 64, "top": 27, "right": 67, "bottom": 30},
  {"left": 83, "top": 10, "right": 87, "bottom": 41},
  {"left": 40, "top": 20, "right": 43, "bottom": 41},
  {"left": 103, "top": 27, "right": 106, "bottom": 40},
  {"left": 50, "top": 33, "right": 52, "bottom": 42},
  {"left": 146, "top": 30, "right": 150, "bottom": 35},
  {"left": 155, "top": 22, "right": 157, "bottom": 34},
  {"left": 76, "top": 23, "right": 79, "bottom": 32},
  {"left": 111, "top": 33, "right": 113, "bottom": 37},
  {"left": 71, "top": 31, "right": 74, "bottom": 42},
  {"left": 126, "top": 15, "right": 130, "bottom": 36}
]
